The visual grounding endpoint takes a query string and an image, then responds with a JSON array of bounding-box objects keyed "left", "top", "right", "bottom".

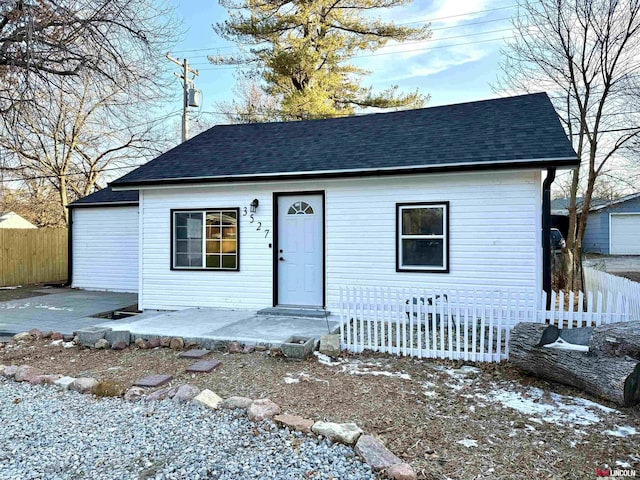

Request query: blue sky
[{"left": 165, "top": 0, "right": 516, "bottom": 127}]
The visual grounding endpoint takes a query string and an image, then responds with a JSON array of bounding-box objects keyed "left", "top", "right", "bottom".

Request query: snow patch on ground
[
  {"left": 483, "top": 386, "right": 618, "bottom": 426},
  {"left": 34, "top": 305, "right": 73, "bottom": 312},
  {"left": 457, "top": 438, "right": 478, "bottom": 448},
  {"left": 313, "top": 352, "right": 343, "bottom": 366},
  {"left": 314, "top": 353, "right": 411, "bottom": 379},
  {"left": 0, "top": 285, "right": 21, "bottom": 290},
  {"left": 603, "top": 426, "right": 638, "bottom": 437},
  {"left": 283, "top": 372, "right": 329, "bottom": 385},
  {"left": 341, "top": 362, "right": 411, "bottom": 380},
  {"left": 616, "top": 460, "right": 632, "bottom": 468}
]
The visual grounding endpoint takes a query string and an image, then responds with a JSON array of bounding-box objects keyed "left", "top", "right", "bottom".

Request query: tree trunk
[
  {"left": 509, "top": 323, "right": 640, "bottom": 407},
  {"left": 590, "top": 321, "right": 640, "bottom": 360}
]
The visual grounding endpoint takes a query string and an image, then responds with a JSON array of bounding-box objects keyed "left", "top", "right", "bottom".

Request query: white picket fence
[
  {"left": 583, "top": 267, "right": 640, "bottom": 321},
  {"left": 338, "top": 286, "right": 631, "bottom": 362}
]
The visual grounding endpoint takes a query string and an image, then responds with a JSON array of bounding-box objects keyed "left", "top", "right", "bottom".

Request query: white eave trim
[{"left": 111, "top": 156, "right": 577, "bottom": 191}]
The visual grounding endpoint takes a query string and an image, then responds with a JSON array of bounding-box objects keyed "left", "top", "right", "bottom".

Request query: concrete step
[{"left": 256, "top": 307, "right": 331, "bottom": 318}]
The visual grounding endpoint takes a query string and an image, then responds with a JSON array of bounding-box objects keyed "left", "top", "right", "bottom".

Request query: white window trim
[
  {"left": 172, "top": 209, "right": 239, "bottom": 271},
  {"left": 397, "top": 203, "right": 449, "bottom": 272}
]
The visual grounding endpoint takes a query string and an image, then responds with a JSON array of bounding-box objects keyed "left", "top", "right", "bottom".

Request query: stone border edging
[{"left": 1, "top": 332, "right": 416, "bottom": 480}]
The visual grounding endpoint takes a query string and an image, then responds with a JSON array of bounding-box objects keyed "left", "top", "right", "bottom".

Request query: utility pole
[{"left": 166, "top": 53, "right": 200, "bottom": 143}]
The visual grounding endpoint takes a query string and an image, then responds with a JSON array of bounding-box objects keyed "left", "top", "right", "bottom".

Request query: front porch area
[{"left": 97, "top": 307, "right": 339, "bottom": 347}]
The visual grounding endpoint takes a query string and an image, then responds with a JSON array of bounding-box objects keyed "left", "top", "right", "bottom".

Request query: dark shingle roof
[
  {"left": 111, "top": 93, "right": 577, "bottom": 188},
  {"left": 68, "top": 187, "right": 138, "bottom": 207}
]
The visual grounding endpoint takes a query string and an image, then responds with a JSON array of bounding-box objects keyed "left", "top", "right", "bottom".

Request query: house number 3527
[{"left": 243, "top": 206, "right": 269, "bottom": 237}]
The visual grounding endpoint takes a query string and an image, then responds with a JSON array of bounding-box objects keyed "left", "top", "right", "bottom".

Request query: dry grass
[{"left": 1, "top": 339, "right": 639, "bottom": 480}]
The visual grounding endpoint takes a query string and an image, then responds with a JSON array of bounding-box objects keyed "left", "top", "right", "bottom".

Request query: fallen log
[
  {"left": 509, "top": 323, "right": 640, "bottom": 407},
  {"left": 590, "top": 321, "right": 640, "bottom": 360}
]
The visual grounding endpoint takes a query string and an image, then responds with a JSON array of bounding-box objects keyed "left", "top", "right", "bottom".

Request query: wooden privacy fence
[
  {"left": 583, "top": 267, "right": 640, "bottom": 321},
  {"left": 338, "top": 286, "right": 631, "bottom": 363},
  {"left": 0, "top": 228, "right": 67, "bottom": 286}
]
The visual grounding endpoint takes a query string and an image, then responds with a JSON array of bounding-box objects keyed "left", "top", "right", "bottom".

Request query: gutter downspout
[
  {"left": 542, "top": 167, "right": 556, "bottom": 309},
  {"left": 65, "top": 207, "right": 73, "bottom": 287}
]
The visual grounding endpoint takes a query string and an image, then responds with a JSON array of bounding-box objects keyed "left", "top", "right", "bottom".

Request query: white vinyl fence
[
  {"left": 583, "top": 267, "right": 640, "bottom": 321},
  {"left": 338, "top": 286, "right": 631, "bottom": 362}
]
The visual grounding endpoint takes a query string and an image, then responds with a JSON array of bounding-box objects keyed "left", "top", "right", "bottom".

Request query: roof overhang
[
  {"left": 67, "top": 201, "right": 139, "bottom": 209},
  {"left": 111, "top": 156, "right": 578, "bottom": 191}
]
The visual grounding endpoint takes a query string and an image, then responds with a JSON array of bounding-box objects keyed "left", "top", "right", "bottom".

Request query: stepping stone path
[
  {"left": 133, "top": 374, "right": 173, "bottom": 388},
  {"left": 185, "top": 360, "right": 221, "bottom": 373},
  {"left": 178, "top": 349, "right": 210, "bottom": 359}
]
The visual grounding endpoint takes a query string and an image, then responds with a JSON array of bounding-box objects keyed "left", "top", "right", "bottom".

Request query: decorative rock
[
  {"left": 124, "top": 386, "right": 145, "bottom": 401},
  {"left": 273, "top": 414, "right": 315, "bottom": 434},
  {"left": 134, "top": 338, "right": 148, "bottom": 349},
  {"left": 13, "top": 332, "right": 31, "bottom": 342},
  {"left": 76, "top": 327, "right": 112, "bottom": 347},
  {"left": 160, "top": 337, "right": 171, "bottom": 348},
  {"left": 145, "top": 386, "right": 178, "bottom": 401},
  {"left": 105, "top": 330, "right": 130, "bottom": 346},
  {"left": 69, "top": 377, "right": 98, "bottom": 393},
  {"left": 319, "top": 334, "right": 341, "bottom": 357},
  {"left": 185, "top": 341, "right": 199, "bottom": 350},
  {"left": 243, "top": 345, "right": 255, "bottom": 354},
  {"left": 92, "top": 381, "right": 126, "bottom": 397},
  {"left": 355, "top": 435, "right": 403, "bottom": 471},
  {"left": 3, "top": 365, "right": 18, "bottom": 378},
  {"left": 254, "top": 345, "right": 267, "bottom": 352},
  {"left": 14, "top": 365, "right": 43, "bottom": 382},
  {"left": 387, "top": 463, "right": 417, "bottom": 480},
  {"left": 64, "top": 334, "right": 75, "bottom": 342},
  {"left": 28, "top": 374, "right": 62, "bottom": 386},
  {"left": 54, "top": 376, "right": 76, "bottom": 390},
  {"left": 227, "top": 341, "right": 243, "bottom": 354},
  {"left": 170, "top": 337, "right": 184, "bottom": 350},
  {"left": 173, "top": 384, "right": 201, "bottom": 402},
  {"left": 311, "top": 422, "right": 363, "bottom": 446},
  {"left": 193, "top": 389, "right": 223, "bottom": 410},
  {"left": 269, "top": 347, "right": 284, "bottom": 358},
  {"left": 221, "top": 396, "right": 253, "bottom": 409},
  {"left": 41, "top": 331, "right": 53, "bottom": 339},
  {"left": 111, "top": 341, "right": 128, "bottom": 351},
  {"left": 94, "top": 339, "right": 110, "bottom": 350},
  {"left": 247, "top": 398, "right": 281, "bottom": 421},
  {"left": 51, "top": 332, "right": 64, "bottom": 340},
  {"left": 28, "top": 328, "right": 42, "bottom": 339},
  {"left": 147, "top": 337, "right": 161, "bottom": 348}
]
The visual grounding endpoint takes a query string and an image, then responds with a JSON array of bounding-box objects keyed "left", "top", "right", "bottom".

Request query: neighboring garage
[
  {"left": 68, "top": 188, "right": 139, "bottom": 292},
  {"left": 583, "top": 192, "right": 640, "bottom": 255}
]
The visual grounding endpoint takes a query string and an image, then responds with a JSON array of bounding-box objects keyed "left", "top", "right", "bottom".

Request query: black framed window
[
  {"left": 397, "top": 202, "right": 449, "bottom": 272},
  {"left": 172, "top": 209, "right": 239, "bottom": 270}
]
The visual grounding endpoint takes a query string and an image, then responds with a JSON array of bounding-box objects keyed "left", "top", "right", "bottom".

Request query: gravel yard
[
  {"left": 0, "top": 377, "right": 374, "bottom": 480},
  {"left": 1, "top": 338, "right": 639, "bottom": 479}
]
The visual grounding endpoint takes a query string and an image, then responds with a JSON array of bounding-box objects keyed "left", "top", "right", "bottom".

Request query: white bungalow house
[{"left": 68, "top": 93, "right": 577, "bottom": 314}]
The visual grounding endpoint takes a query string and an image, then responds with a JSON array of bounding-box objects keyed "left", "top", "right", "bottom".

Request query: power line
[
  {"left": 170, "top": 3, "right": 521, "bottom": 55},
  {"left": 194, "top": 36, "right": 513, "bottom": 70},
  {"left": 186, "top": 27, "right": 514, "bottom": 67},
  {"left": 0, "top": 164, "right": 143, "bottom": 184}
]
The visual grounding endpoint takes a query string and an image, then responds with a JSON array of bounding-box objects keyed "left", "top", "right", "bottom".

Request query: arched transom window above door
[{"left": 287, "top": 201, "right": 314, "bottom": 215}]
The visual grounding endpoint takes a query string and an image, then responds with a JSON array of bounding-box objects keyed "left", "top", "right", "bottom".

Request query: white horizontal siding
[
  {"left": 72, "top": 207, "right": 139, "bottom": 293},
  {"left": 140, "top": 170, "right": 542, "bottom": 311}
]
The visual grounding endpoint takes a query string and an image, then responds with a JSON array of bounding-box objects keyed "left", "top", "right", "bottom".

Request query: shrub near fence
[{"left": 0, "top": 228, "right": 68, "bottom": 286}]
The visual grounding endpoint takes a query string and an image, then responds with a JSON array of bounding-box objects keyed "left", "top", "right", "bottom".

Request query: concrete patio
[
  {"left": 0, "top": 289, "right": 137, "bottom": 335},
  {"left": 97, "top": 308, "right": 340, "bottom": 346},
  {"left": 0, "top": 288, "right": 340, "bottom": 345}
]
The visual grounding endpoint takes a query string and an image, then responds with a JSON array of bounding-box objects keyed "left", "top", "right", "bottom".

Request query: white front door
[{"left": 277, "top": 194, "right": 323, "bottom": 307}]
